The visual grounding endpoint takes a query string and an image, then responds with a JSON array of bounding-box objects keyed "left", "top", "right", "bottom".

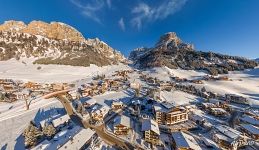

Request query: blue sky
[{"left": 0, "top": 0, "right": 259, "bottom": 58}]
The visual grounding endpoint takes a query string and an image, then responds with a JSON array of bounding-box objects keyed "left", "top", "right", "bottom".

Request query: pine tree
[
  {"left": 0, "top": 92, "right": 5, "bottom": 101},
  {"left": 201, "top": 87, "right": 206, "bottom": 93},
  {"left": 42, "top": 124, "right": 56, "bottom": 139},
  {"left": 23, "top": 122, "right": 42, "bottom": 148}
]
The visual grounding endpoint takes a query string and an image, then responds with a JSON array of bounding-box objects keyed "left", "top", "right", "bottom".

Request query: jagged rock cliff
[
  {"left": 0, "top": 20, "right": 85, "bottom": 42},
  {"left": 0, "top": 20, "right": 126, "bottom": 66},
  {"left": 129, "top": 32, "right": 257, "bottom": 75}
]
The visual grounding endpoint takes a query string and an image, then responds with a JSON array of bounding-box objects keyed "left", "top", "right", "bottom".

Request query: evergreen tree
[
  {"left": 42, "top": 124, "right": 56, "bottom": 139},
  {"left": 23, "top": 122, "right": 42, "bottom": 148},
  {"left": 201, "top": 87, "right": 206, "bottom": 93}
]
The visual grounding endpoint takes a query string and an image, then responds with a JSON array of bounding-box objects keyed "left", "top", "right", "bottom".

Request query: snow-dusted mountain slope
[{"left": 0, "top": 20, "right": 126, "bottom": 67}]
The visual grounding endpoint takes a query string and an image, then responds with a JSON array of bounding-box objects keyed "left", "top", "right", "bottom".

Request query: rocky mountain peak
[
  {"left": 0, "top": 20, "right": 26, "bottom": 32},
  {"left": 155, "top": 32, "right": 181, "bottom": 47},
  {"left": 155, "top": 32, "right": 194, "bottom": 50},
  {"left": 129, "top": 32, "right": 257, "bottom": 75},
  {"left": 0, "top": 20, "right": 85, "bottom": 42}
]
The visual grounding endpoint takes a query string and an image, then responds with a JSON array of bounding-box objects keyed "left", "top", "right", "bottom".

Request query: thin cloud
[
  {"left": 131, "top": 0, "right": 188, "bottom": 29},
  {"left": 106, "top": 0, "right": 112, "bottom": 8},
  {"left": 70, "top": 0, "right": 188, "bottom": 29},
  {"left": 118, "top": 17, "right": 125, "bottom": 31},
  {"left": 70, "top": 0, "right": 106, "bottom": 23}
]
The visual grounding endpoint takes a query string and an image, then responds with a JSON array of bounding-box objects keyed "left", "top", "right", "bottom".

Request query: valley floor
[{"left": 0, "top": 59, "right": 258, "bottom": 149}]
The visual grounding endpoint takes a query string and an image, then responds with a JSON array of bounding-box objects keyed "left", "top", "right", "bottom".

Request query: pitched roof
[
  {"left": 81, "top": 98, "right": 97, "bottom": 105},
  {"left": 52, "top": 114, "right": 70, "bottom": 127},
  {"left": 112, "top": 101, "right": 123, "bottom": 105},
  {"left": 59, "top": 128, "right": 95, "bottom": 150},
  {"left": 114, "top": 115, "right": 131, "bottom": 128},
  {"left": 31, "top": 140, "right": 51, "bottom": 150},
  {"left": 240, "top": 124, "right": 259, "bottom": 135},
  {"left": 240, "top": 115, "right": 259, "bottom": 126},
  {"left": 172, "top": 132, "right": 202, "bottom": 150},
  {"left": 215, "top": 125, "right": 241, "bottom": 140},
  {"left": 210, "top": 107, "right": 227, "bottom": 113},
  {"left": 141, "top": 119, "right": 160, "bottom": 135},
  {"left": 172, "top": 132, "right": 189, "bottom": 148}
]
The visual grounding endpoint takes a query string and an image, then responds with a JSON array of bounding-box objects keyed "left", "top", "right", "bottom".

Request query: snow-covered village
[
  {"left": 1, "top": 1, "right": 259, "bottom": 150},
  {"left": 0, "top": 58, "right": 259, "bottom": 150}
]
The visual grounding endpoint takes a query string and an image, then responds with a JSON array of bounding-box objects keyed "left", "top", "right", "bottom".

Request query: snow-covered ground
[
  {"left": 0, "top": 98, "right": 64, "bottom": 150},
  {"left": 0, "top": 97, "right": 60, "bottom": 120},
  {"left": 160, "top": 90, "right": 203, "bottom": 106},
  {"left": 194, "top": 68, "right": 259, "bottom": 107},
  {"left": 91, "top": 90, "right": 134, "bottom": 108},
  {"left": 143, "top": 67, "right": 206, "bottom": 81},
  {"left": 0, "top": 58, "right": 130, "bottom": 83},
  {"left": 0, "top": 57, "right": 258, "bottom": 149},
  {"left": 145, "top": 66, "right": 259, "bottom": 108}
]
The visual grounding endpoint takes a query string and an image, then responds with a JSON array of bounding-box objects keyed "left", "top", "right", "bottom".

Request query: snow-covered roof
[
  {"left": 112, "top": 101, "right": 123, "bottom": 105},
  {"left": 215, "top": 125, "right": 241, "bottom": 140},
  {"left": 209, "top": 98, "right": 221, "bottom": 104},
  {"left": 153, "top": 104, "right": 168, "bottom": 112},
  {"left": 80, "top": 97, "right": 96, "bottom": 105},
  {"left": 240, "top": 124, "right": 259, "bottom": 135},
  {"left": 92, "top": 105, "right": 109, "bottom": 116},
  {"left": 59, "top": 128, "right": 95, "bottom": 150},
  {"left": 171, "top": 132, "right": 201, "bottom": 150},
  {"left": 47, "top": 126, "right": 81, "bottom": 150},
  {"left": 210, "top": 107, "right": 227, "bottom": 113},
  {"left": 114, "top": 115, "right": 131, "bottom": 128},
  {"left": 21, "top": 88, "right": 31, "bottom": 95},
  {"left": 214, "top": 133, "right": 232, "bottom": 143},
  {"left": 226, "top": 94, "right": 244, "bottom": 97},
  {"left": 201, "top": 102, "right": 216, "bottom": 108},
  {"left": 240, "top": 115, "right": 259, "bottom": 126},
  {"left": 52, "top": 114, "right": 70, "bottom": 128},
  {"left": 189, "top": 114, "right": 205, "bottom": 122},
  {"left": 31, "top": 140, "right": 51, "bottom": 150},
  {"left": 161, "top": 101, "right": 175, "bottom": 109},
  {"left": 141, "top": 119, "right": 160, "bottom": 135},
  {"left": 172, "top": 132, "right": 189, "bottom": 148},
  {"left": 167, "top": 107, "right": 187, "bottom": 115}
]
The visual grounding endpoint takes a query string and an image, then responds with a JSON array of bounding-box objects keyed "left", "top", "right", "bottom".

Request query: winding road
[{"left": 43, "top": 90, "right": 135, "bottom": 150}]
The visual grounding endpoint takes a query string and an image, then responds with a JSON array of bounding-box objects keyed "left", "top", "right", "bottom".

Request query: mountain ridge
[
  {"left": 0, "top": 20, "right": 126, "bottom": 66},
  {"left": 0, "top": 20, "right": 85, "bottom": 42},
  {"left": 129, "top": 32, "right": 257, "bottom": 75}
]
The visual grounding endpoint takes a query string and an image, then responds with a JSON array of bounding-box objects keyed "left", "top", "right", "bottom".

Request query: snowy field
[
  {"left": 160, "top": 90, "right": 203, "bottom": 106},
  {"left": 145, "top": 66, "right": 259, "bottom": 108},
  {"left": 143, "top": 67, "right": 207, "bottom": 81},
  {"left": 194, "top": 68, "right": 259, "bottom": 107},
  {"left": 0, "top": 59, "right": 130, "bottom": 83}
]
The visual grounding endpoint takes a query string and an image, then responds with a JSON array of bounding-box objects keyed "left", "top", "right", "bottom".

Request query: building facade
[
  {"left": 142, "top": 119, "right": 160, "bottom": 145},
  {"left": 154, "top": 105, "right": 188, "bottom": 125},
  {"left": 113, "top": 115, "right": 131, "bottom": 135}
]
